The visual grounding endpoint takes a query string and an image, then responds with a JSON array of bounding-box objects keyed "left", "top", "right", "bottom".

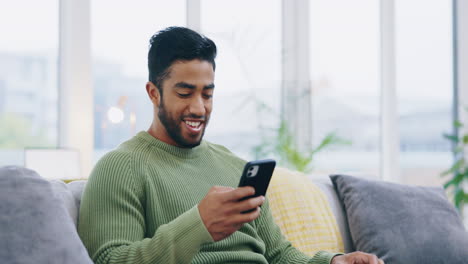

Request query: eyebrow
[{"left": 174, "top": 82, "right": 215, "bottom": 90}]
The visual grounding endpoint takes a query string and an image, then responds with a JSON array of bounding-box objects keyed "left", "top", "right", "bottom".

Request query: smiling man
[{"left": 78, "top": 27, "right": 383, "bottom": 264}]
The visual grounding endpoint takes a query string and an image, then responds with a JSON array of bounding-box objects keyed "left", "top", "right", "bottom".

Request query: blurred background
[{"left": 0, "top": 0, "right": 467, "bottom": 192}]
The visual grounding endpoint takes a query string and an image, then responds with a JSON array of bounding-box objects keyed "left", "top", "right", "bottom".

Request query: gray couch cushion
[
  {"left": 0, "top": 166, "right": 92, "bottom": 264},
  {"left": 68, "top": 180, "right": 87, "bottom": 210},
  {"left": 50, "top": 180, "right": 79, "bottom": 227},
  {"left": 49, "top": 180, "right": 87, "bottom": 227},
  {"left": 331, "top": 174, "right": 468, "bottom": 264}
]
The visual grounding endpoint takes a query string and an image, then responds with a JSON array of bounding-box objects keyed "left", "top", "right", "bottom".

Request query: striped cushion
[{"left": 267, "top": 167, "right": 344, "bottom": 255}]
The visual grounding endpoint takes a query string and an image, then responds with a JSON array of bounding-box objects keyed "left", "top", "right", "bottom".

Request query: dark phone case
[{"left": 238, "top": 159, "right": 276, "bottom": 201}]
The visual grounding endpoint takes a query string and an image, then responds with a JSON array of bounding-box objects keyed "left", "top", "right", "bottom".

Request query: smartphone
[{"left": 238, "top": 159, "right": 276, "bottom": 206}]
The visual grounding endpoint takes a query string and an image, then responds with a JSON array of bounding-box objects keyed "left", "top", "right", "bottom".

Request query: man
[{"left": 78, "top": 27, "right": 383, "bottom": 264}]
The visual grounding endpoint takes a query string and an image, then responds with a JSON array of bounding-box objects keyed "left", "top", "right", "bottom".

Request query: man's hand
[
  {"left": 331, "top": 252, "right": 384, "bottom": 264},
  {"left": 198, "top": 186, "right": 265, "bottom": 241}
]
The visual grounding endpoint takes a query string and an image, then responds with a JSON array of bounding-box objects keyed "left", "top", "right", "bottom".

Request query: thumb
[{"left": 211, "top": 186, "right": 235, "bottom": 193}]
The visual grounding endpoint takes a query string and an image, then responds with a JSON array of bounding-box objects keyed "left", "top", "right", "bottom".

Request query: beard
[{"left": 158, "top": 99, "right": 208, "bottom": 148}]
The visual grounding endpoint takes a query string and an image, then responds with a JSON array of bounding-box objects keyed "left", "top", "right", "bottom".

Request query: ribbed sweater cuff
[
  {"left": 309, "top": 251, "right": 343, "bottom": 264},
  {"left": 167, "top": 205, "right": 214, "bottom": 246}
]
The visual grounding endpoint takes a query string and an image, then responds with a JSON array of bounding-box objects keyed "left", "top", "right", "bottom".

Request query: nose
[{"left": 189, "top": 95, "right": 206, "bottom": 117}]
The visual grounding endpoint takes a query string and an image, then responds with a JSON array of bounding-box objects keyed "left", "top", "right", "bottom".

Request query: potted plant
[
  {"left": 442, "top": 112, "right": 468, "bottom": 214},
  {"left": 253, "top": 121, "right": 349, "bottom": 173}
]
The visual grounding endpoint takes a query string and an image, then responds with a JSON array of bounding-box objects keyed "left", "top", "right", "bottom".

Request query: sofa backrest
[{"left": 56, "top": 177, "right": 354, "bottom": 253}]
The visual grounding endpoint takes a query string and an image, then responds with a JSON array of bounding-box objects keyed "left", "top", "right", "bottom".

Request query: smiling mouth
[{"left": 184, "top": 120, "right": 203, "bottom": 133}]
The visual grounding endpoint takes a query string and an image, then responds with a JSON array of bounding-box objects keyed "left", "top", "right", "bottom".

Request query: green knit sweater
[{"left": 78, "top": 131, "right": 337, "bottom": 264}]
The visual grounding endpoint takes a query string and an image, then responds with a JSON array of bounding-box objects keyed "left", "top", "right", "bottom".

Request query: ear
[{"left": 146, "top": 81, "right": 161, "bottom": 107}]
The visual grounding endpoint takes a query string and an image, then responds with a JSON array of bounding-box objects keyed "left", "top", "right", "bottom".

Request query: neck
[
  {"left": 147, "top": 119, "right": 181, "bottom": 147},
  {"left": 136, "top": 131, "right": 208, "bottom": 159}
]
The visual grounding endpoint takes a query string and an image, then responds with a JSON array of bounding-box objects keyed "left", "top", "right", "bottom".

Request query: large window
[
  {"left": 201, "top": 0, "right": 282, "bottom": 160},
  {"left": 309, "top": 0, "right": 381, "bottom": 177},
  {"left": 92, "top": 0, "right": 186, "bottom": 161},
  {"left": 1, "top": 1, "right": 459, "bottom": 188},
  {"left": 0, "top": 1, "right": 58, "bottom": 166},
  {"left": 308, "top": 0, "right": 454, "bottom": 185},
  {"left": 396, "top": 0, "right": 453, "bottom": 186}
]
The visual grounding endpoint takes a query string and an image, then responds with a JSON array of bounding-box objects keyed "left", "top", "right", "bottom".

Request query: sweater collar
[{"left": 136, "top": 131, "right": 208, "bottom": 159}]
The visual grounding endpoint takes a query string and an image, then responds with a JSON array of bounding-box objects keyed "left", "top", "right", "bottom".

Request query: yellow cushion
[{"left": 267, "top": 167, "right": 344, "bottom": 255}]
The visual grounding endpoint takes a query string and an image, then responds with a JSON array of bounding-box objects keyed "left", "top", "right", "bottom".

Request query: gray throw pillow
[
  {"left": 330, "top": 174, "right": 468, "bottom": 264},
  {"left": 50, "top": 180, "right": 79, "bottom": 227},
  {"left": 0, "top": 166, "right": 92, "bottom": 264}
]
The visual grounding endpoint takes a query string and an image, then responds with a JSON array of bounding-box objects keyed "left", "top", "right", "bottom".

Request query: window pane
[
  {"left": 0, "top": 1, "right": 58, "bottom": 166},
  {"left": 396, "top": 0, "right": 453, "bottom": 186},
  {"left": 309, "top": 0, "right": 380, "bottom": 177},
  {"left": 92, "top": 0, "right": 186, "bottom": 161},
  {"left": 201, "top": 0, "right": 282, "bottom": 160}
]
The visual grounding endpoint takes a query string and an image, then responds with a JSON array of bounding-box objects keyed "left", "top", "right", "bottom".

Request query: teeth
[{"left": 185, "top": 121, "right": 201, "bottom": 127}]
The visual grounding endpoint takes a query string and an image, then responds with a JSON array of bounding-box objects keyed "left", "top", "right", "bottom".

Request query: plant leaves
[
  {"left": 454, "top": 188, "right": 465, "bottom": 210},
  {"left": 443, "top": 133, "right": 459, "bottom": 143},
  {"left": 443, "top": 171, "right": 465, "bottom": 188},
  {"left": 311, "top": 132, "right": 350, "bottom": 155},
  {"left": 441, "top": 159, "right": 464, "bottom": 177}
]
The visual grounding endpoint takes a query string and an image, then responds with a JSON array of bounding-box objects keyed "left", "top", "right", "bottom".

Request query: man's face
[{"left": 155, "top": 59, "right": 215, "bottom": 148}]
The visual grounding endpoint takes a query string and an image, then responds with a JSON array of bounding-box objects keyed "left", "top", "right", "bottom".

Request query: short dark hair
[{"left": 148, "top": 27, "right": 217, "bottom": 93}]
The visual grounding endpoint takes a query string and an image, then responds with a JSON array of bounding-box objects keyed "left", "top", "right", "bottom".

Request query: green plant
[
  {"left": 253, "top": 121, "right": 350, "bottom": 173},
  {"left": 442, "top": 116, "right": 468, "bottom": 212}
]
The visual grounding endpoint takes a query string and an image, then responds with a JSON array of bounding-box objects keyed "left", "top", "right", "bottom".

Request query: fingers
[
  {"left": 232, "top": 195, "right": 265, "bottom": 213},
  {"left": 340, "top": 252, "right": 384, "bottom": 264},
  {"left": 200, "top": 186, "right": 263, "bottom": 242},
  {"left": 364, "top": 253, "right": 384, "bottom": 264},
  {"left": 219, "top": 186, "right": 256, "bottom": 202},
  {"left": 367, "top": 254, "right": 379, "bottom": 264},
  {"left": 230, "top": 206, "right": 261, "bottom": 223},
  {"left": 368, "top": 254, "right": 384, "bottom": 264},
  {"left": 210, "top": 186, "right": 235, "bottom": 193}
]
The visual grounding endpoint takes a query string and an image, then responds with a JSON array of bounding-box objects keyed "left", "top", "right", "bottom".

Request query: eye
[
  {"left": 203, "top": 94, "right": 213, "bottom": 99},
  {"left": 178, "top": 93, "right": 190, "bottom": 98}
]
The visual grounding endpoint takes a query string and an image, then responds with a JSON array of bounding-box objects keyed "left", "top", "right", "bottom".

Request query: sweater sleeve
[
  {"left": 77, "top": 151, "right": 213, "bottom": 264},
  {"left": 255, "top": 198, "right": 340, "bottom": 264}
]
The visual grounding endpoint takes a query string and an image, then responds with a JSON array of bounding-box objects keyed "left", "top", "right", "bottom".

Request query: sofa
[{"left": 1, "top": 165, "right": 467, "bottom": 264}]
